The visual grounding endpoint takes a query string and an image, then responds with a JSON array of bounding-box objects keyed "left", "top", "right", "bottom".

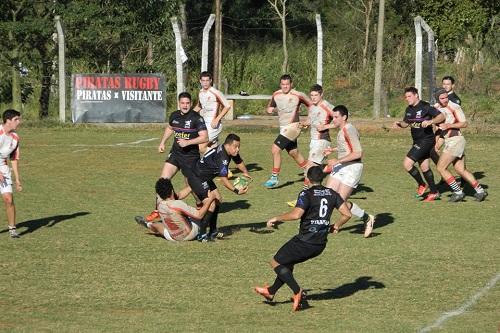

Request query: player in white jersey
[
  {"left": 324, "top": 105, "right": 375, "bottom": 238},
  {"left": 0, "top": 109, "right": 22, "bottom": 238},
  {"left": 135, "top": 178, "right": 216, "bottom": 241},
  {"left": 263, "top": 74, "right": 312, "bottom": 188},
  {"left": 433, "top": 89, "right": 487, "bottom": 202},
  {"left": 194, "top": 71, "right": 231, "bottom": 153}
]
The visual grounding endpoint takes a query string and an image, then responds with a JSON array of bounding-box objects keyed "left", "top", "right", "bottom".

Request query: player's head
[
  {"left": 332, "top": 105, "right": 349, "bottom": 128},
  {"left": 200, "top": 71, "right": 213, "bottom": 89},
  {"left": 306, "top": 166, "right": 325, "bottom": 185},
  {"left": 310, "top": 84, "right": 323, "bottom": 104},
  {"left": 224, "top": 133, "right": 241, "bottom": 156},
  {"left": 404, "top": 87, "right": 419, "bottom": 106},
  {"left": 155, "top": 177, "right": 174, "bottom": 200},
  {"left": 442, "top": 76, "right": 455, "bottom": 92},
  {"left": 434, "top": 88, "right": 449, "bottom": 106},
  {"left": 279, "top": 74, "right": 293, "bottom": 93},
  {"left": 2, "top": 109, "right": 21, "bottom": 128},
  {"left": 178, "top": 92, "right": 192, "bottom": 113}
]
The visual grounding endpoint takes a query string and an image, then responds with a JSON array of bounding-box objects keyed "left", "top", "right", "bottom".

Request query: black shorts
[
  {"left": 406, "top": 140, "right": 435, "bottom": 162},
  {"left": 274, "top": 134, "right": 298, "bottom": 152},
  {"left": 274, "top": 236, "right": 326, "bottom": 266},
  {"left": 166, "top": 153, "right": 199, "bottom": 177},
  {"left": 186, "top": 174, "right": 217, "bottom": 201}
]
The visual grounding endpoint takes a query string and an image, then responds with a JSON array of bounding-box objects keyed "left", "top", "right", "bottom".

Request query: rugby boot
[
  {"left": 287, "top": 200, "right": 297, "bottom": 207},
  {"left": 263, "top": 175, "right": 279, "bottom": 188},
  {"left": 423, "top": 192, "right": 440, "bottom": 202},
  {"left": 474, "top": 190, "right": 488, "bottom": 202},
  {"left": 134, "top": 216, "right": 148, "bottom": 228},
  {"left": 292, "top": 289, "right": 305, "bottom": 312},
  {"left": 9, "top": 228, "right": 20, "bottom": 238},
  {"left": 254, "top": 285, "right": 274, "bottom": 301},
  {"left": 363, "top": 214, "right": 376, "bottom": 238},
  {"left": 145, "top": 210, "right": 160, "bottom": 222},
  {"left": 415, "top": 184, "right": 428, "bottom": 198},
  {"left": 448, "top": 192, "right": 465, "bottom": 202}
]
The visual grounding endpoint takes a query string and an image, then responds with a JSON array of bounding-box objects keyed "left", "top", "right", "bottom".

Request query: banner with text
[{"left": 71, "top": 73, "right": 166, "bottom": 123}]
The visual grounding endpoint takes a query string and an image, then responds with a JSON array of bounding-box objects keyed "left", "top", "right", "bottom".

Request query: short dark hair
[
  {"left": 442, "top": 76, "right": 455, "bottom": 84},
  {"left": 280, "top": 74, "right": 292, "bottom": 83},
  {"left": 333, "top": 105, "right": 349, "bottom": 120},
  {"left": 307, "top": 166, "right": 325, "bottom": 183},
  {"left": 434, "top": 88, "right": 448, "bottom": 101},
  {"left": 3, "top": 109, "right": 20, "bottom": 123},
  {"left": 155, "top": 178, "right": 173, "bottom": 200},
  {"left": 178, "top": 92, "right": 192, "bottom": 101},
  {"left": 200, "top": 71, "right": 212, "bottom": 80},
  {"left": 310, "top": 84, "right": 323, "bottom": 94},
  {"left": 224, "top": 133, "right": 240, "bottom": 145},
  {"left": 404, "top": 87, "right": 419, "bottom": 95}
]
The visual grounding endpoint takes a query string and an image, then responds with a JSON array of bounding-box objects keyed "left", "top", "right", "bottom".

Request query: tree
[
  {"left": 267, "top": 0, "right": 288, "bottom": 73},
  {"left": 373, "top": 0, "right": 385, "bottom": 118},
  {"left": 344, "top": 0, "right": 375, "bottom": 69}
]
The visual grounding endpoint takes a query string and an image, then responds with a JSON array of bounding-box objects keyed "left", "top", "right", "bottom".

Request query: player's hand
[
  {"left": 177, "top": 139, "right": 189, "bottom": 147},
  {"left": 158, "top": 143, "right": 165, "bottom": 153},
  {"left": 329, "top": 225, "right": 339, "bottom": 234},
  {"left": 15, "top": 181, "right": 22, "bottom": 192},
  {"left": 211, "top": 119, "right": 220, "bottom": 129},
  {"left": 242, "top": 173, "right": 252, "bottom": 180},
  {"left": 266, "top": 107, "right": 275, "bottom": 114},
  {"left": 236, "top": 186, "right": 248, "bottom": 195},
  {"left": 392, "top": 121, "right": 402, "bottom": 129},
  {"left": 438, "top": 123, "right": 449, "bottom": 130},
  {"left": 266, "top": 217, "right": 278, "bottom": 229},
  {"left": 421, "top": 120, "right": 433, "bottom": 128},
  {"left": 323, "top": 146, "right": 337, "bottom": 156},
  {"left": 316, "top": 124, "right": 327, "bottom": 132}
]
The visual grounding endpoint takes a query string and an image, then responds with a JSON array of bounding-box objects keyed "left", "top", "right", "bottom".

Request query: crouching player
[
  {"left": 254, "top": 166, "right": 351, "bottom": 311},
  {"left": 134, "top": 178, "right": 216, "bottom": 241}
]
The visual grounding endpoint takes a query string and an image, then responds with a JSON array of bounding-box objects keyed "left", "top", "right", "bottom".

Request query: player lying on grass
[
  {"left": 134, "top": 178, "right": 216, "bottom": 241},
  {"left": 255, "top": 166, "right": 351, "bottom": 311}
]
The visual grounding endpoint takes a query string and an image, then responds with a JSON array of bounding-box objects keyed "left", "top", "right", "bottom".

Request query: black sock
[
  {"left": 423, "top": 169, "right": 437, "bottom": 193},
  {"left": 430, "top": 149, "right": 440, "bottom": 165},
  {"left": 408, "top": 166, "right": 425, "bottom": 186},
  {"left": 199, "top": 211, "right": 213, "bottom": 236},
  {"left": 274, "top": 265, "right": 300, "bottom": 295},
  {"left": 208, "top": 205, "right": 220, "bottom": 234},
  {"left": 268, "top": 277, "right": 284, "bottom": 295}
]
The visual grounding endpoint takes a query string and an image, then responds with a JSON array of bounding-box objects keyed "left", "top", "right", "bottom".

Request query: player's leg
[
  {"left": 2, "top": 191, "right": 19, "bottom": 238},
  {"left": 419, "top": 158, "right": 439, "bottom": 200},
  {"left": 437, "top": 151, "right": 464, "bottom": 201},
  {"left": 264, "top": 141, "right": 283, "bottom": 188},
  {"left": 403, "top": 154, "right": 427, "bottom": 197},
  {"left": 453, "top": 156, "right": 487, "bottom": 201}
]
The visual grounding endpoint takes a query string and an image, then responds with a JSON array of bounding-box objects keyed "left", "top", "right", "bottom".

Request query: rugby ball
[
  {"left": 233, "top": 176, "right": 252, "bottom": 190},
  {"left": 282, "top": 122, "right": 302, "bottom": 140}
]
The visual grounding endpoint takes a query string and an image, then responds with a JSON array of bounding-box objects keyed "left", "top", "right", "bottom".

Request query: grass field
[{"left": 0, "top": 125, "right": 499, "bottom": 332}]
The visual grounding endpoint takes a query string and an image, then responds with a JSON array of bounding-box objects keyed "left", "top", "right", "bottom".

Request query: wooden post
[{"left": 55, "top": 15, "right": 66, "bottom": 122}]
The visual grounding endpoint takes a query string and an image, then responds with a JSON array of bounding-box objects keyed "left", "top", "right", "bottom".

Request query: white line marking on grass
[
  {"left": 72, "top": 149, "right": 89, "bottom": 153},
  {"left": 418, "top": 272, "right": 500, "bottom": 332},
  {"left": 71, "top": 137, "right": 157, "bottom": 152}
]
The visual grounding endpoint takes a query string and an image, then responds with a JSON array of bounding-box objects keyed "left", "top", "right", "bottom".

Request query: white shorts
[
  {"left": 163, "top": 221, "right": 199, "bottom": 241},
  {"left": 330, "top": 163, "right": 363, "bottom": 188},
  {"left": 308, "top": 139, "right": 330, "bottom": 165},
  {"left": 0, "top": 165, "right": 13, "bottom": 194},
  {"left": 204, "top": 117, "right": 223, "bottom": 142},
  {"left": 443, "top": 136, "right": 466, "bottom": 158}
]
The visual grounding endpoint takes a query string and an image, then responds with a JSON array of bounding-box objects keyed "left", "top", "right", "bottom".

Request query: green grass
[{"left": 0, "top": 126, "right": 499, "bottom": 332}]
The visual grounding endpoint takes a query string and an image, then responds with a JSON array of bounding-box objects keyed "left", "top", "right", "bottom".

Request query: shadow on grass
[
  {"left": 0, "top": 212, "right": 91, "bottom": 236},
  {"left": 306, "top": 276, "right": 385, "bottom": 300},
  {"left": 219, "top": 221, "right": 277, "bottom": 237},
  {"left": 219, "top": 200, "right": 251, "bottom": 213},
  {"left": 232, "top": 163, "right": 264, "bottom": 173},
  {"left": 340, "top": 212, "right": 394, "bottom": 238},
  {"left": 352, "top": 183, "right": 374, "bottom": 195}
]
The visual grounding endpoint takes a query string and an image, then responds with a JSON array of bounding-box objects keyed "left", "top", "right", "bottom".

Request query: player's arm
[
  {"left": 266, "top": 97, "right": 277, "bottom": 114},
  {"left": 159, "top": 126, "right": 174, "bottom": 153},
  {"left": 10, "top": 159, "right": 22, "bottom": 192},
  {"left": 220, "top": 176, "right": 248, "bottom": 195},
  {"left": 175, "top": 184, "right": 192, "bottom": 200},
  {"left": 177, "top": 129, "right": 209, "bottom": 148},
  {"left": 193, "top": 99, "right": 202, "bottom": 112},
  {"left": 392, "top": 120, "right": 409, "bottom": 128},
  {"left": 232, "top": 154, "right": 251, "bottom": 179},
  {"left": 422, "top": 112, "right": 445, "bottom": 128},
  {"left": 190, "top": 192, "right": 217, "bottom": 220},
  {"left": 267, "top": 207, "right": 304, "bottom": 228},
  {"left": 440, "top": 106, "right": 467, "bottom": 130},
  {"left": 331, "top": 202, "right": 352, "bottom": 233}
]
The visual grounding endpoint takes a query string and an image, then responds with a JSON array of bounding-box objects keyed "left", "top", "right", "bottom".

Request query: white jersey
[
  {"left": 436, "top": 100, "right": 465, "bottom": 138},
  {"left": 0, "top": 125, "right": 20, "bottom": 168},
  {"left": 310, "top": 100, "right": 334, "bottom": 141},
  {"left": 198, "top": 86, "right": 230, "bottom": 121}
]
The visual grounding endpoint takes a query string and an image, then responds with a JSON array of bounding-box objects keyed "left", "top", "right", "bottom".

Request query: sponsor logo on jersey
[{"left": 184, "top": 120, "right": 192, "bottom": 128}]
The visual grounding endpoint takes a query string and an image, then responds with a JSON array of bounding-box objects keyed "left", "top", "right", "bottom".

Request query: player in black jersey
[
  {"left": 186, "top": 133, "right": 251, "bottom": 240},
  {"left": 392, "top": 87, "right": 445, "bottom": 202},
  {"left": 146, "top": 92, "right": 208, "bottom": 222},
  {"left": 254, "top": 166, "right": 351, "bottom": 311}
]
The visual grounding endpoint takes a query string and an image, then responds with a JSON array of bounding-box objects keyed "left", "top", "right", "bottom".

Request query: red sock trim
[
  {"left": 272, "top": 168, "right": 280, "bottom": 174},
  {"left": 471, "top": 181, "right": 479, "bottom": 188},
  {"left": 298, "top": 160, "right": 308, "bottom": 168},
  {"left": 446, "top": 176, "right": 456, "bottom": 185}
]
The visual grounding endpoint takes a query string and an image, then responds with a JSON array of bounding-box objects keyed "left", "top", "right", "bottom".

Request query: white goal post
[{"left": 414, "top": 16, "right": 436, "bottom": 103}]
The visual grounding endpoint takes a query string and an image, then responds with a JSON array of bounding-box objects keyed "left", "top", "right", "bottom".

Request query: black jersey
[
  {"left": 169, "top": 109, "right": 207, "bottom": 157},
  {"left": 447, "top": 92, "right": 461, "bottom": 105},
  {"left": 403, "top": 100, "right": 441, "bottom": 142},
  {"left": 295, "top": 185, "right": 344, "bottom": 245},
  {"left": 194, "top": 145, "right": 243, "bottom": 180}
]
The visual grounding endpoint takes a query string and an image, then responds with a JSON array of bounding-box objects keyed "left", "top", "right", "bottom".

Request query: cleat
[
  {"left": 448, "top": 192, "right": 465, "bottom": 202},
  {"left": 423, "top": 192, "right": 440, "bottom": 202},
  {"left": 134, "top": 216, "right": 149, "bottom": 228},
  {"left": 208, "top": 230, "right": 224, "bottom": 240},
  {"left": 9, "top": 229, "right": 20, "bottom": 238},
  {"left": 145, "top": 210, "right": 160, "bottom": 222},
  {"left": 197, "top": 233, "right": 209, "bottom": 242},
  {"left": 287, "top": 200, "right": 297, "bottom": 207},
  {"left": 292, "top": 289, "right": 304, "bottom": 312},
  {"left": 364, "top": 214, "right": 375, "bottom": 238},
  {"left": 474, "top": 191, "right": 488, "bottom": 202},
  {"left": 263, "top": 175, "right": 279, "bottom": 188},
  {"left": 415, "top": 184, "right": 428, "bottom": 198},
  {"left": 254, "top": 285, "right": 274, "bottom": 301}
]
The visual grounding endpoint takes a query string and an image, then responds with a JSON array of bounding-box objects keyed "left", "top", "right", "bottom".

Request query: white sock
[{"left": 350, "top": 202, "right": 365, "bottom": 218}]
